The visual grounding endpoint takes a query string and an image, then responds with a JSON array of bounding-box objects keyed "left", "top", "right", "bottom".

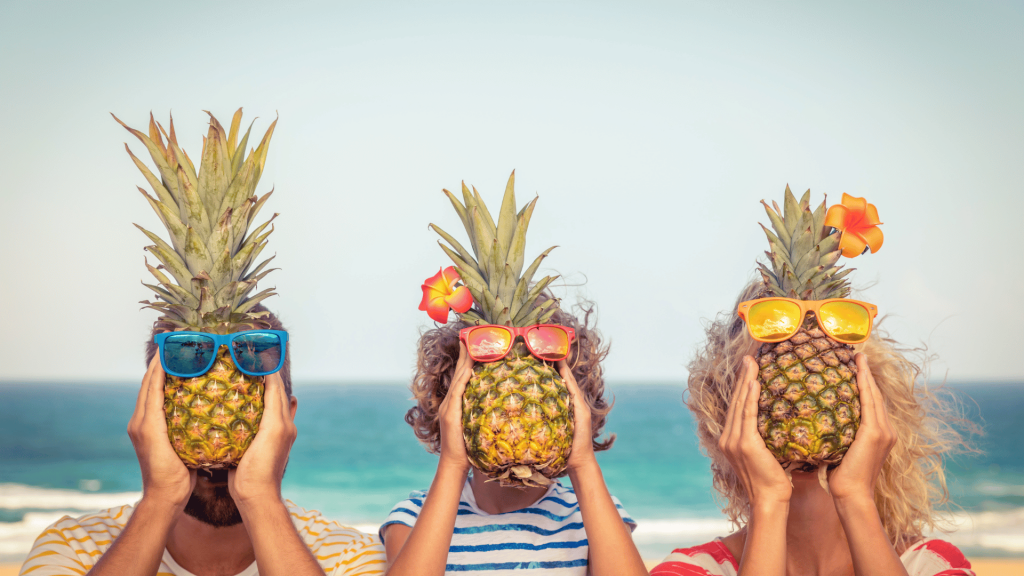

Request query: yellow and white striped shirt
[{"left": 19, "top": 500, "right": 385, "bottom": 576}]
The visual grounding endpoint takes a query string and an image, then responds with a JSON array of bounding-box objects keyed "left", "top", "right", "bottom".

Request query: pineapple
[
  {"left": 754, "top": 186, "right": 861, "bottom": 483},
  {"left": 115, "top": 109, "right": 279, "bottom": 468},
  {"left": 432, "top": 171, "right": 573, "bottom": 488}
]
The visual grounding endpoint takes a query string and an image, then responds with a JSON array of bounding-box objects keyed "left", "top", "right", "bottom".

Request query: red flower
[
  {"left": 419, "top": 266, "right": 474, "bottom": 324},
  {"left": 824, "top": 193, "right": 884, "bottom": 258}
]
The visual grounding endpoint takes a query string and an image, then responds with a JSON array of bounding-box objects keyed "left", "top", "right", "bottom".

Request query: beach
[{"left": 2, "top": 382, "right": 1022, "bottom": 572}]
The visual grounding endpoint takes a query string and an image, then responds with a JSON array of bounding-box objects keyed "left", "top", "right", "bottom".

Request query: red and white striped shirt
[{"left": 650, "top": 538, "right": 975, "bottom": 576}]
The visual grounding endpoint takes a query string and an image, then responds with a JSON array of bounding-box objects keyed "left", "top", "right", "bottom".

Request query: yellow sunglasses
[{"left": 737, "top": 298, "right": 878, "bottom": 344}]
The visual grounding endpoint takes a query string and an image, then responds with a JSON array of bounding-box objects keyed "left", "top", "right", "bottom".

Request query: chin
[{"left": 184, "top": 469, "right": 243, "bottom": 528}]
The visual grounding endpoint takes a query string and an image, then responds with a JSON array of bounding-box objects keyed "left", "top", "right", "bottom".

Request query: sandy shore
[{"left": 3, "top": 559, "right": 1023, "bottom": 575}]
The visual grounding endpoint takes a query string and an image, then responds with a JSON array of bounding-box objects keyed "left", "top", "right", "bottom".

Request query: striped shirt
[
  {"left": 649, "top": 538, "right": 975, "bottom": 576},
  {"left": 19, "top": 500, "right": 385, "bottom": 576},
  {"left": 380, "top": 478, "right": 636, "bottom": 575}
]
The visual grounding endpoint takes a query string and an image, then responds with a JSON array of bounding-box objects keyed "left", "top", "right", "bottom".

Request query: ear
[{"left": 289, "top": 396, "right": 298, "bottom": 420}]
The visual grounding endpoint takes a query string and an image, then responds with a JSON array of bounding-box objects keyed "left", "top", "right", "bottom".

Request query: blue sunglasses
[{"left": 154, "top": 330, "right": 289, "bottom": 378}]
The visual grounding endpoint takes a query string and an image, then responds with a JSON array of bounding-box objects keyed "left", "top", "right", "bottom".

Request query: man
[{"left": 20, "top": 314, "right": 385, "bottom": 576}]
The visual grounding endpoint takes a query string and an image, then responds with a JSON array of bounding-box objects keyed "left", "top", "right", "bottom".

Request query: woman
[{"left": 651, "top": 282, "right": 976, "bottom": 576}]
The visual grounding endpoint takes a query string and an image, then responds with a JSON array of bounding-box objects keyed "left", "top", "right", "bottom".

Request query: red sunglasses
[{"left": 458, "top": 324, "right": 577, "bottom": 363}]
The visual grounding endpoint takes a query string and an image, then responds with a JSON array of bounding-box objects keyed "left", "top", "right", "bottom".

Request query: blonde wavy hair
[{"left": 687, "top": 281, "right": 978, "bottom": 553}]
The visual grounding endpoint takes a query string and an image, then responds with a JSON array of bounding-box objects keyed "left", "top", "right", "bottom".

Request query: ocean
[{"left": 1, "top": 382, "right": 1022, "bottom": 563}]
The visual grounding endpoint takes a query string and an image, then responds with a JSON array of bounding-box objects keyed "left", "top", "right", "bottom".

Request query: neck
[
  {"left": 166, "top": 513, "right": 255, "bottom": 576},
  {"left": 782, "top": 471, "right": 854, "bottom": 576},
  {"left": 469, "top": 471, "right": 549, "bottom": 514}
]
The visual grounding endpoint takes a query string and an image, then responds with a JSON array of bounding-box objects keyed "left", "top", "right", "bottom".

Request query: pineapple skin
[
  {"left": 754, "top": 314, "right": 861, "bottom": 470},
  {"left": 462, "top": 342, "right": 574, "bottom": 487},
  {"left": 164, "top": 346, "right": 264, "bottom": 469}
]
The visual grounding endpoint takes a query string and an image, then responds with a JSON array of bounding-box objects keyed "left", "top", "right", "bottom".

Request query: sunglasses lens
[
  {"left": 231, "top": 332, "right": 284, "bottom": 374},
  {"left": 526, "top": 326, "right": 570, "bottom": 361},
  {"left": 466, "top": 327, "right": 513, "bottom": 362},
  {"left": 818, "top": 302, "right": 871, "bottom": 343},
  {"left": 162, "top": 334, "right": 216, "bottom": 375},
  {"left": 747, "top": 300, "right": 802, "bottom": 342}
]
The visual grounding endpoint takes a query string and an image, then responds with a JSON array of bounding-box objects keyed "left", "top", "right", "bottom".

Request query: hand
[
  {"left": 718, "top": 356, "right": 792, "bottom": 507},
  {"left": 436, "top": 343, "right": 472, "bottom": 474},
  {"left": 828, "top": 353, "right": 897, "bottom": 502},
  {"left": 128, "top": 356, "right": 196, "bottom": 508},
  {"left": 229, "top": 371, "right": 297, "bottom": 508},
  {"left": 559, "top": 360, "right": 597, "bottom": 471}
]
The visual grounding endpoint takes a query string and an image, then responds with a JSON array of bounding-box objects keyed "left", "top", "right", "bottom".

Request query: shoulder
[
  {"left": 546, "top": 483, "right": 636, "bottom": 528},
  {"left": 379, "top": 489, "right": 429, "bottom": 542},
  {"left": 650, "top": 540, "right": 738, "bottom": 576},
  {"left": 21, "top": 505, "right": 135, "bottom": 573},
  {"left": 44, "top": 504, "right": 133, "bottom": 541},
  {"left": 284, "top": 501, "right": 385, "bottom": 573},
  {"left": 900, "top": 539, "right": 975, "bottom": 576}
]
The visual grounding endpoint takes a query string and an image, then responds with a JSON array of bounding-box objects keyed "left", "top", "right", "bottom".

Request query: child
[{"left": 382, "top": 302, "right": 646, "bottom": 576}]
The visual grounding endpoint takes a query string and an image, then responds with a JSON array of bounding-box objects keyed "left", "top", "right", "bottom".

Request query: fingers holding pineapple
[
  {"left": 229, "top": 371, "right": 297, "bottom": 507},
  {"left": 558, "top": 360, "right": 597, "bottom": 471},
  {"left": 128, "top": 355, "right": 196, "bottom": 508},
  {"left": 437, "top": 343, "right": 473, "bottom": 474},
  {"left": 827, "top": 354, "right": 898, "bottom": 501},
  {"left": 718, "top": 356, "right": 792, "bottom": 506}
]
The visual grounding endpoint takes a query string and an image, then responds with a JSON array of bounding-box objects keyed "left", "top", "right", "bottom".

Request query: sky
[{"left": 1, "top": 0, "right": 1022, "bottom": 384}]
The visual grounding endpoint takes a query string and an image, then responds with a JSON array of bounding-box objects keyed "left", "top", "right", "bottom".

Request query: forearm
[
  {"left": 387, "top": 463, "right": 468, "bottom": 576},
  {"left": 835, "top": 496, "right": 909, "bottom": 576},
  {"left": 238, "top": 498, "right": 324, "bottom": 576},
  {"left": 87, "top": 499, "right": 178, "bottom": 576},
  {"left": 567, "top": 460, "right": 646, "bottom": 576},
  {"left": 737, "top": 502, "right": 788, "bottom": 576}
]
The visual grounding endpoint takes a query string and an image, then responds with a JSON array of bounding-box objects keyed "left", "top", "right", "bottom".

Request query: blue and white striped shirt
[{"left": 380, "top": 477, "right": 636, "bottom": 575}]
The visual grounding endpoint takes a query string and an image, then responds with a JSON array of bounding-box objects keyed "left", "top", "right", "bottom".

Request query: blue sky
[{"left": 1, "top": 1, "right": 1021, "bottom": 383}]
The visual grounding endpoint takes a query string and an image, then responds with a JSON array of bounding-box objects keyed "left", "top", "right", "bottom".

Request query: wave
[
  {"left": 2, "top": 484, "right": 1023, "bottom": 561},
  {"left": 0, "top": 483, "right": 141, "bottom": 511}
]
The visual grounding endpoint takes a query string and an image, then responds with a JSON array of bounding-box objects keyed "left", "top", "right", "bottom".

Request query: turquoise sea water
[{"left": 1, "top": 382, "right": 1022, "bottom": 562}]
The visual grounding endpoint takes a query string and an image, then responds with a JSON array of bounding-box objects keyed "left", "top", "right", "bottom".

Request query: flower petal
[
  {"left": 839, "top": 230, "right": 868, "bottom": 258},
  {"left": 419, "top": 284, "right": 442, "bottom": 312},
  {"left": 421, "top": 268, "right": 448, "bottom": 294},
  {"left": 424, "top": 296, "right": 452, "bottom": 323},
  {"left": 863, "top": 203, "right": 882, "bottom": 226},
  {"left": 445, "top": 286, "right": 474, "bottom": 313},
  {"left": 441, "top": 266, "right": 461, "bottom": 289},
  {"left": 860, "top": 225, "right": 884, "bottom": 253},
  {"left": 824, "top": 204, "right": 849, "bottom": 229},
  {"left": 841, "top": 193, "right": 867, "bottom": 215}
]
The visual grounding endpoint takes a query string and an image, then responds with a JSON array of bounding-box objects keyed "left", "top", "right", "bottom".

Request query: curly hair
[
  {"left": 406, "top": 295, "right": 616, "bottom": 461},
  {"left": 687, "top": 281, "right": 978, "bottom": 553}
]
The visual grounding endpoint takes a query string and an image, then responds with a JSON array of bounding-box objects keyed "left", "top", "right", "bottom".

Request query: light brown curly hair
[
  {"left": 686, "top": 281, "right": 979, "bottom": 553},
  {"left": 406, "top": 295, "right": 616, "bottom": 462}
]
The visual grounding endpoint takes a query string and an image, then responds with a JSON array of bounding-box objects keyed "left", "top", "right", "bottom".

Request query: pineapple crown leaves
[
  {"left": 430, "top": 171, "right": 561, "bottom": 327},
  {"left": 758, "top": 185, "right": 852, "bottom": 301},
  {"left": 115, "top": 109, "right": 280, "bottom": 333}
]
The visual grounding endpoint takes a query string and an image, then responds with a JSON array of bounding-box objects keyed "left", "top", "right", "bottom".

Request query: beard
[{"left": 183, "top": 469, "right": 242, "bottom": 528}]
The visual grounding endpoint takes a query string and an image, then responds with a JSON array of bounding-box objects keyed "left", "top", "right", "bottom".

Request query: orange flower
[
  {"left": 824, "top": 193, "right": 884, "bottom": 258},
  {"left": 419, "top": 266, "right": 474, "bottom": 324}
]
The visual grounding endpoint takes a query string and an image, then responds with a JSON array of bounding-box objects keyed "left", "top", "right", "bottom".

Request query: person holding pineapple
[
  {"left": 651, "top": 190, "right": 976, "bottom": 576},
  {"left": 381, "top": 174, "right": 647, "bottom": 576},
  {"left": 20, "top": 111, "right": 385, "bottom": 576}
]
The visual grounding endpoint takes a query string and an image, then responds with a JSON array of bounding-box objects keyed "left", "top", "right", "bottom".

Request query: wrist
[
  {"left": 832, "top": 491, "right": 876, "bottom": 512},
  {"left": 136, "top": 494, "right": 188, "bottom": 520},
  {"left": 750, "top": 499, "right": 790, "bottom": 520},
  {"left": 566, "top": 455, "right": 600, "bottom": 479},
  {"left": 439, "top": 453, "right": 472, "bottom": 474},
  {"left": 233, "top": 489, "right": 285, "bottom": 515}
]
